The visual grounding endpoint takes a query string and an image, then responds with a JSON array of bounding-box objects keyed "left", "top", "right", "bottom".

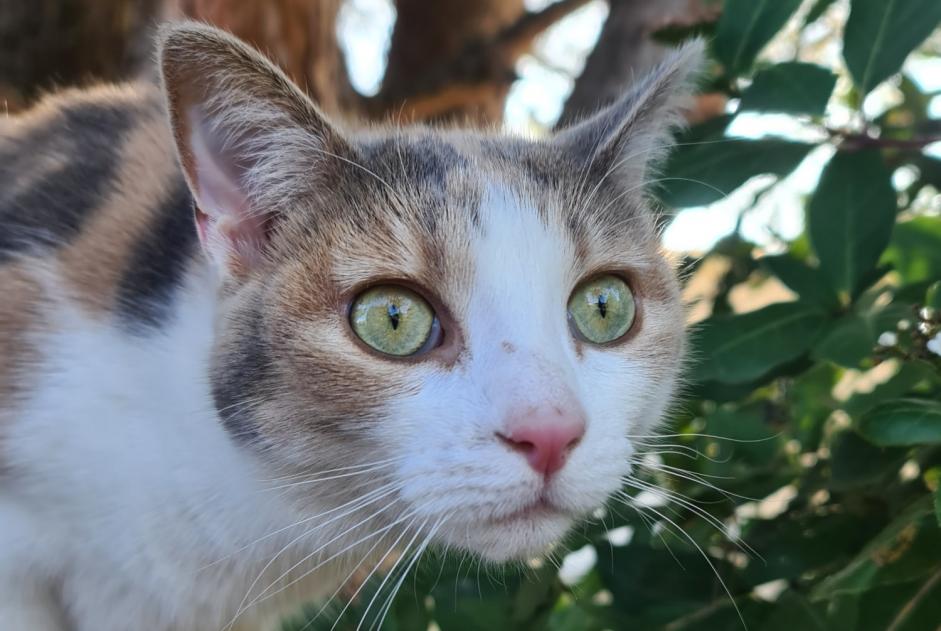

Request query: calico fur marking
[
  {"left": 0, "top": 265, "right": 42, "bottom": 410},
  {"left": 56, "top": 97, "right": 194, "bottom": 322},
  {"left": 1, "top": 83, "right": 199, "bottom": 331},
  {"left": 0, "top": 94, "right": 135, "bottom": 262},
  {"left": 116, "top": 177, "right": 198, "bottom": 330}
]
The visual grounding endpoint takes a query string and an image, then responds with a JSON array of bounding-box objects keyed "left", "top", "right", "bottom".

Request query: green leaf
[
  {"left": 813, "top": 315, "right": 875, "bottom": 367},
  {"left": 829, "top": 429, "right": 906, "bottom": 491},
  {"left": 511, "top": 563, "right": 560, "bottom": 623},
  {"left": 742, "top": 510, "right": 881, "bottom": 586},
  {"left": 760, "top": 253, "right": 840, "bottom": 309},
  {"left": 804, "top": 0, "right": 837, "bottom": 25},
  {"left": 762, "top": 591, "right": 828, "bottom": 631},
  {"left": 739, "top": 62, "right": 836, "bottom": 116},
  {"left": 713, "top": 0, "right": 803, "bottom": 76},
  {"left": 813, "top": 498, "right": 941, "bottom": 600},
  {"left": 883, "top": 217, "right": 941, "bottom": 284},
  {"left": 547, "top": 601, "right": 606, "bottom": 631},
  {"left": 808, "top": 150, "right": 897, "bottom": 297},
  {"left": 858, "top": 398, "right": 941, "bottom": 446},
  {"left": 789, "top": 363, "right": 840, "bottom": 450},
  {"left": 926, "top": 282, "right": 941, "bottom": 311},
  {"left": 825, "top": 578, "right": 941, "bottom": 631},
  {"left": 813, "top": 302, "right": 910, "bottom": 367},
  {"left": 660, "top": 136, "right": 812, "bottom": 208},
  {"left": 844, "top": 361, "right": 939, "bottom": 419},
  {"left": 691, "top": 301, "right": 829, "bottom": 384},
  {"left": 935, "top": 487, "right": 941, "bottom": 528},
  {"left": 843, "top": 0, "right": 941, "bottom": 95},
  {"left": 595, "top": 539, "right": 745, "bottom": 624},
  {"left": 889, "top": 572, "right": 941, "bottom": 631},
  {"left": 704, "top": 405, "right": 780, "bottom": 466}
]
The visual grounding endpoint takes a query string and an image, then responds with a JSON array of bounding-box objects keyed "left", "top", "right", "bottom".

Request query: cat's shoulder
[
  {"left": 0, "top": 80, "right": 200, "bottom": 397},
  {"left": 0, "top": 81, "right": 177, "bottom": 263}
]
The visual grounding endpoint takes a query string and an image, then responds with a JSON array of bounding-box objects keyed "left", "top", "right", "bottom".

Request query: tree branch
[
  {"left": 557, "top": 0, "right": 721, "bottom": 129},
  {"left": 369, "top": 0, "right": 593, "bottom": 122},
  {"left": 496, "top": 0, "right": 596, "bottom": 60},
  {"left": 885, "top": 568, "right": 941, "bottom": 631},
  {"left": 831, "top": 130, "right": 941, "bottom": 151}
]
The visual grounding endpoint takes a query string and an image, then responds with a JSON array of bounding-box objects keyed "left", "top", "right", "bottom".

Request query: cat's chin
[{"left": 436, "top": 505, "right": 576, "bottom": 562}]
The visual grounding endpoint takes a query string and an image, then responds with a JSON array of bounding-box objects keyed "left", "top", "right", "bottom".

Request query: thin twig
[{"left": 885, "top": 567, "right": 941, "bottom": 631}]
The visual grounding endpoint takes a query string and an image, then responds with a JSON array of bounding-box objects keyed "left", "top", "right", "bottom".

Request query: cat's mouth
[
  {"left": 487, "top": 496, "right": 567, "bottom": 526},
  {"left": 439, "top": 495, "right": 577, "bottom": 561}
]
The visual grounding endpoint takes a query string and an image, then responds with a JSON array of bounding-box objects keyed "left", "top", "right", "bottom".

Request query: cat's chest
[{"left": 9, "top": 284, "right": 344, "bottom": 629}]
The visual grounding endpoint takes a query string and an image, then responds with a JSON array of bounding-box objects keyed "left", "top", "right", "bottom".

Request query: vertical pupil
[
  {"left": 388, "top": 303, "right": 401, "bottom": 330},
  {"left": 597, "top": 292, "right": 607, "bottom": 318}
]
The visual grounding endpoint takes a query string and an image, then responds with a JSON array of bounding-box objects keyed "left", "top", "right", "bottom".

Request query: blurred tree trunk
[
  {"left": 173, "top": 0, "right": 357, "bottom": 118},
  {"left": 558, "top": 0, "right": 721, "bottom": 128},
  {"left": 373, "top": 0, "right": 525, "bottom": 124},
  {"left": 0, "top": 0, "right": 165, "bottom": 110},
  {"left": 0, "top": 0, "right": 712, "bottom": 126},
  {"left": 370, "top": 0, "right": 593, "bottom": 124}
]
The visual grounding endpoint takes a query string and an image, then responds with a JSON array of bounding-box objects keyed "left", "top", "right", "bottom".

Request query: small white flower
[
  {"left": 878, "top": 331, "right": 898, "bottom": 347},
  {"left": 897, "top": 319, "right": 912, "bottom": 331},
  {"left": 927, "top": 332, "right": 941, "bottom": 357}
]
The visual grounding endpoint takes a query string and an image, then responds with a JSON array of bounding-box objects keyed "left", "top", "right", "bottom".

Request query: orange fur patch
[
  {"left": 58, "top": 97, "right": 182, "bottom": 315},
  {"left": 0, "top": 263, "right": 43, "bottom": 458}
]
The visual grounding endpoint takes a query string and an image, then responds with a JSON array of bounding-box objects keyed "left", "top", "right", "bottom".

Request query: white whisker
[
  {"left": 352, "top": 517, "right": 429, "bottom": 631},
  {"left": 327, "top": 515, "right": 421, "bottom": 631},
  {"left": 221, "top": 483, "right": 402, "bottom": 630},
  {"left": 369, "top": 516, "right": 446, "bottom": 631},
  {"left": 204, "top": 481, "right": 400, "bottom": 572},
  {"left": 614, "top": 494, "right": 748, "bottom": 631}
]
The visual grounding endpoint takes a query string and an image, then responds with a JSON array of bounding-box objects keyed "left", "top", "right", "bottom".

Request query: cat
[{"left": 0, "top": 22, "right": 701, "bottom": 631}]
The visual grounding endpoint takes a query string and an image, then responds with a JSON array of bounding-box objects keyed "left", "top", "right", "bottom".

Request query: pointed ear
[
  {"left": 553, "top": 39, "right": 706, "bottom": 194},
  {"left": 159, "top": 22, "right": 350, "bottom": 274}
]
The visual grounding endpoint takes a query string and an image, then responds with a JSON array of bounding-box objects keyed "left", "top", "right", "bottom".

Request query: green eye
[
  {"left": 568, "top": 274, "right": 636, "bottom": 344},
  {"left": 350, "top": 285, "right": 437, "bottom": 356}
]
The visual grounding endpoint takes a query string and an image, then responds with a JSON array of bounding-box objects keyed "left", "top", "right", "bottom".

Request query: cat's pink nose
[{"left": 497, "top": 409, "right": 585, "bottom": 477}]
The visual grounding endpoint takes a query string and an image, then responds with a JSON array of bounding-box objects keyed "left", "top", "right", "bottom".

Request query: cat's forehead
[
  {"left": 355, "top": 130, "right": 583, "bottom": 199},
  {"left": 293, "top": 129, "right": 664, "bottom": 293},
  {"left": 359, "top": 134, "right": 470, "bottom": 188},
  {"left": 353, "top": 129, "right": 653, "bottom": 232}
]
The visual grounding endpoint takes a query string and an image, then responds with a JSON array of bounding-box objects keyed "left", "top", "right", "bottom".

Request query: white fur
[
  {"left": 0, "top": 266, "right": 352, "bottom": 630},
  {"left": 392, "top": 184, "right": 667, "bottom": 560}
]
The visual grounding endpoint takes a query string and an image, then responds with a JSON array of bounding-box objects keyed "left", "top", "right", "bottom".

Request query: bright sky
[{"left": 336, "top": 0, "right": 940, "bottom": 254}]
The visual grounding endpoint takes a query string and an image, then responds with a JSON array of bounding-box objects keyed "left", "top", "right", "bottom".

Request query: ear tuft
[
  {"left": 158, "top": 22, "right": 348, "bottom": 275},
  {"left": 554, "top": 38, "right": 707, "bottom": 194}
]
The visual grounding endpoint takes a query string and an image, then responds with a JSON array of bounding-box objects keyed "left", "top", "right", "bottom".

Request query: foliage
[{"left": 286, "top": 1, "right": 941, "bottom": 629}]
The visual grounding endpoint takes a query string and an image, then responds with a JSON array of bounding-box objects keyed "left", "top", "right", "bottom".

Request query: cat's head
[{"left": 160, "top": 23, "right": 701, "bottom": 561}]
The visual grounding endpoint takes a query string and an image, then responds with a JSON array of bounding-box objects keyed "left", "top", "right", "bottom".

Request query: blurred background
[{"left": 3, "top": 1, "right": 941, "bottom": 629}]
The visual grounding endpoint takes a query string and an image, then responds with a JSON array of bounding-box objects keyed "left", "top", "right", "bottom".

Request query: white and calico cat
[{"left": 0, "top": 22, "right": 700, "bottom": 631}]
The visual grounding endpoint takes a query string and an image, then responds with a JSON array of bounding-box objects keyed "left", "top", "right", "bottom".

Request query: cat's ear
[
  {"left": 553, "top": 39, "right": 706, "bottom": 194},
  {"left": 159, "top": 22, "right": 350, "bottom": 274}
]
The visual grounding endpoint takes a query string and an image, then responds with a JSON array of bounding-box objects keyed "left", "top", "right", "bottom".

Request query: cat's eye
[
  {"left": 349, "top": 285, "right": 440, "bottom": 357},
  {"left": 568, "top": 274, "right": 636, "bottom": 344}
]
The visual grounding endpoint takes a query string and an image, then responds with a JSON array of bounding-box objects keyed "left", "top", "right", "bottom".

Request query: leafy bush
[{"left": 286, "top": 1, "right": 941, "bottom": 629}]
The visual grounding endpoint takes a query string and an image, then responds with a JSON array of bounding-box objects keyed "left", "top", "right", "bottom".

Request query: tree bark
[
  {"left": 557, "top": 0, "right": 719, "bottom": 128},
  {"left": 0, "top": 0, "right": 622, "bottom": 126},
  {"left": 0, "top": 0, "right": 165, "bottom": 110},
  {"left": 371, "top": 0, "right": 594, "bottom": 125},
  {"left": 175, "top": 0, "right": 357, "bottom": 119},
  {"left": 374, "top": 0, "right": 525, "bottom": 125}
]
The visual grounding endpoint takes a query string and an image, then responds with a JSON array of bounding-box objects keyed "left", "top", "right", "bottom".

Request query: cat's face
[{"left": 161, "top": 24, "right": 700, "bottom": 561}]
